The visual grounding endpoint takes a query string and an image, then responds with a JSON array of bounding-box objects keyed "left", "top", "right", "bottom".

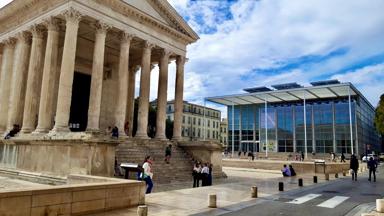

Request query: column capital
[
  {"left": 176, "top": 55, "right": 186, "bottom": 65},
  {"left": 143, "top": 41, "right": 155, "bottom": 50},
  {"left": 94, "top": 21, "right": 111, "bottom": 35},
  {"left": 15, "top": 31, "right": 31, "bottom": 44},
  {"left": 43, "top": 17, "right": 61, "bottom": 31},
  {"left": 30, "top": 25, "right": 45, "bottom": 39},
  {"left": 161, "top": 49, "right": 173, "bottom": 59},
  {"left": 3, "top": 38, "right": 16, "bottom": 48},
  {"left": 120, "top": 31, "right": 134, "bottom": 43},
  {"left": 62, "top": 7, "right": 82, "bottom": 24}
]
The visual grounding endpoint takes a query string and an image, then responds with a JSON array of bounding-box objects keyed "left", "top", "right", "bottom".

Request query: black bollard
[
  {"left": 279, "top": 182, "right": 284, "bottom": 191},
  {"left": 313, "top": 176, "right": 318, "bottom": 183},
  {"left": 298, "top": 178, "right": 303, "bottom": 187}
]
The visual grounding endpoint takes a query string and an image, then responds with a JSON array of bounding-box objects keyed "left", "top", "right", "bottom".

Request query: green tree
[{"left": 374, "top": 94, "right": 384, "bottom": 134}]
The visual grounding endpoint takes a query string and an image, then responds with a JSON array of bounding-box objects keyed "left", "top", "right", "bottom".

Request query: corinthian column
[
  {"left": 86, "top": 21, "right": 110, "bottom": 132},
  {"left": 51, "top": 8, "right": 81, "bottom": 132},
  {"left": 126, "top": 66, "right": 138, "bottom": 137},
  {"left": 135, "top": 41, "right": 154, "bottom": 139},
  {"left": 114, "top": 32, "right": 133, "bottom": 136},
  {"left": 173, "top": 56, "right": 186, "bottom": 140},
  {"left": 0, "top": 39, "right": 16, "bottom": 134},
  {"left": 20, "top": 25, "right": 46, "bottom": 133},
  {"left": 7, "top": 32, "right": 31, "bottom": 131},
  {"left": 34, "top": 18, "right": 61, "bottom": 133},
  {"left": 155, "top": 49, "right": 171, "bottom": 140}
]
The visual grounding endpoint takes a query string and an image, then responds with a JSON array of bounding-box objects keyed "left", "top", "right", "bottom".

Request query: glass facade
[{"left": 228, "top": 97, "right": 380, "bottom": 155}]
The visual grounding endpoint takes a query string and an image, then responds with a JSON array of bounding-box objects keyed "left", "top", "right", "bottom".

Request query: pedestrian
[
  {"left": 4, "top": 124, "right": 20, "bottom": 139},
  {"left": 281, "top": 164, "right": 291, "bottom": 177},
  {"left": 301, "top": 152, "right": 305, "bottom": 161},
  {"left": 201, "top": 163, "right": 209, "bottom": 186},
  {"left": 247, "top": 151, "right": 255, "bottom": 161},
  {"left": 340, "top": 152, "right": 346, "bottom": 163},
  {"left": 142, "top": 156, "right": 154, "bottom": 194},
  {"left": 350, "top": 154, "right": 359, "bottom": 181},
  {"left": 111, "top": 126, "right": 119, "bottom": 138},
  {"left": 192, "top": 162, "right": 201, "bottom": 188},
  {"left": 367, "top": 157, "right": 378, "bottom": 182},
  {"left": 164, "top": 144, "right": 172, "bottom": 164},
  {"left": 289, "top": 165, "right": 296, "bottom": 176},
  {"left": 238, "top": 151, "right": 241, "bottom": 158},
  {"left": 207, "top": 163, "right": 213, "bottom": 186},
  {"left": 331, "top": 152, "right": 335, "bottom": 162}
]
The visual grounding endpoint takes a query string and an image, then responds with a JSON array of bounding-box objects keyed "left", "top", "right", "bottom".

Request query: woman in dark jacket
[{"left": 350, "top": 154, "right": 359, "bottom": 181}]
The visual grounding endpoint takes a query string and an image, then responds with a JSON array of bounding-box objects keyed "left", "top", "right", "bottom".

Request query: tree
[{"left": 375, "top": 94, "right": 384, "bottom": 134}]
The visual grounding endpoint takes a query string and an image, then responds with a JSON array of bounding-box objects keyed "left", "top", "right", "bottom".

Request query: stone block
[
  {"left": 0, "top": 196, "right": 31, "bottom": 211},
  {"left": 72, "top": 189, "right": 106, "bottom": 202},
  {"left": 31, "top": 203, "right": 71, "bottom": 216},
  {"left": 105, "top": 197, "right": 132, "bottom": 209},
  {"left": 32, "top": 192, "right": 72, "bottom": 207},
  {"left": 71, "top": 199, "right": 105, "bottom": 214}
]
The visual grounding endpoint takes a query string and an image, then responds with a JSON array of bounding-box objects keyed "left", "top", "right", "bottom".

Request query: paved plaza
[{"left": 89, "top": 166, "right": 338, "bottom": 216}]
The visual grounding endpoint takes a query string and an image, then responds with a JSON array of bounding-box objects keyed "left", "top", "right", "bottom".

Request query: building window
[
  {"left": 208, "top": 120, "right": 210, "bottom": 127},
  {"left": 182, "top": 116, "right": 185, "bottom": 123},
  {"left": 193, "top": 117, "right": 196, "bottom": 125},
  {"left": 168, "top": 105, "right": 172, "bottom": 112},
  {"left": 198, "top": 118, "right": 201, "bottom": 126},
  {"left": 188, "top": 117, "right": 191, "bottom": 124},
  {"left": 198, "top": 129, "right": 200, "bottom": 137}
]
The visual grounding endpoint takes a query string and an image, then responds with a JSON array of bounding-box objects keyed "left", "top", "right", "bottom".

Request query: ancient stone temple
[{"left": 0, "top": 0, "right": 209, "bottom": 178}]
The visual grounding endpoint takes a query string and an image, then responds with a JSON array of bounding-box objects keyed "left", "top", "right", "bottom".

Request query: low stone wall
[
  {"left": 223, "top": 159, "right": 350, "bottom": 174},
  {"left": 179, "top": 140, "right": 224, "bottom": 178},
  {"left": 0, "top": 174, "right": 145, "bottom": 216},
  {"left": 0, "top": 138, "right": 118, "bottom": 177}
]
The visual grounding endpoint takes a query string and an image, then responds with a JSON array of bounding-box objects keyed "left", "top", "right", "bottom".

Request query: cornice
[{"left": 93, "top": 0, "right": 197, "bottom": 45}]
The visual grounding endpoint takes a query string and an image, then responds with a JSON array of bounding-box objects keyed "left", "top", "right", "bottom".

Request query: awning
[{"left": 206, "top": 83, "right": 360, "bottom": 106}]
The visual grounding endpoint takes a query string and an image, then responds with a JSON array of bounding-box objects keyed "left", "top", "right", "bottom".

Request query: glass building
[{"left": 207, "top": 81, "right": 381, "bottom": 157}]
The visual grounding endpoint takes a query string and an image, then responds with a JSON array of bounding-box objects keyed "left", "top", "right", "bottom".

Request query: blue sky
[
  {"left": 1, "top": 0, "right": 383, "bottom": 117},
  {"left": 168, "top": 0, "right": 384, "bottom": 115}
]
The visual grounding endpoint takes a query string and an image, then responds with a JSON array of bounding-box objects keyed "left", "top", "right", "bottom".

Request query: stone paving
[{"left": 88, "top": 166, "right": 340, "bottom": 216}]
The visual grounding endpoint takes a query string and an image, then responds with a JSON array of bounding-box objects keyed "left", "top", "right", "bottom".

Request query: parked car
[
  {"left": 379, "top": 153, "right": 384, "bottom": 162},
  {"left": 362, "top": 154, "right": 378, "bottom": 162}
]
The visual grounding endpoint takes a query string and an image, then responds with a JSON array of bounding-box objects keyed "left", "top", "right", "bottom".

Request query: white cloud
[{"left": 167, "top": 0, "right": 384, "bottom": 108}]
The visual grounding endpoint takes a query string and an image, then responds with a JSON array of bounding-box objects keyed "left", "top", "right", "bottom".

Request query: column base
[
  {"left": 32, "top": 127, "right": 50, "bottom": 134},
  {"left": 172, "top": 136, "right": 182, "bottom": 141},
  {"left": 50, "top": 125, "right": 70, "bottom": 133},
  {"left": 85, "top": 128, "right": 101, "bottom": 134},
  {"left": 20, "top": 127, "right": 34, "bottom": 134},
  {"left": 153, "top": 135, "right": 167, "bottom": 141},
  {"left": 134, "top": 132, "right": 150, "bottom": 140}
]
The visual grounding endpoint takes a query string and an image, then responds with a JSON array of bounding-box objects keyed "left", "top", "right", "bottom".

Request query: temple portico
[{"left": 0, "top": 0, "right": 199, "bottom": 140}]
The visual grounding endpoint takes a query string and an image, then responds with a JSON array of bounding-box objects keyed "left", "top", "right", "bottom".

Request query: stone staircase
[{"left": 115, "top": 139, "right": 194, "bottom": 185}]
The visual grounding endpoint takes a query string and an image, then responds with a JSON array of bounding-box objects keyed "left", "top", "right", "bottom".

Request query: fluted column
[
  {"left": 114, "top": 32, "right": 133, "bottom": 136},
  {"left": 126, "top": 66, "right": 138, "bottom": 136},
  {"left": 20, "top": 25, "right": 46, "bottom": 133},
  {"left": 7, "top": 32, "right": 31, "bottom": 131},
  {"left": 34, "top": 18, "right": 61, "bottom": 133},
  {"left": 135, "top": 41, "right": 154, "bottom": 138},
  {"left": 0, "top": 39, "right": 16, "bottom": 134},
  {"left": 86, "top": 21, "right": 110, "bottom": 132},
  {"left": 173, "top": 56, "right": 186, "bottom": 140},
  {"left": 51, "top": 8, "right": 81, "bottom": 132},
  {"left": 155, "top": 49, "right": 171, "bottom": 140}
]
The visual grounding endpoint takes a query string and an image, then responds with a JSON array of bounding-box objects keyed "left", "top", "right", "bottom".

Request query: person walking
[
  {"left": 301, "top": 152, "right": 305, "bottom": 161},
  {"left": 207, "top": 163, "right": 213, "bottom": 186},
  {"left": 340, "top": 152, "right": 346, "bottom": 163},
  {"left": 350, "top": 154, "right": 359, "bottom": 181},
  {"left": 142, "top": 156, "right": 154, "bottom": 194},
  {"left": 164, "top": 144, "right": 172, "bottom": 164},
  {"left": 192, "top": 162, "right": 201, "bottom": 188},
  {"left": 367, "top": 157, "right": 378, "bottom": 182}
]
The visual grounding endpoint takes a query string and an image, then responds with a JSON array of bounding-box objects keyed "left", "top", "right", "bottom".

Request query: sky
[{"left": 1, "top": 0, "right": 383, "bottom": 118}]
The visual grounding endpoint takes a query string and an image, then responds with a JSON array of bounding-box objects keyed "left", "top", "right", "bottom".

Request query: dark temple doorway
[{"left": 69, "top": 72, "right": 91, "bottom": 132}]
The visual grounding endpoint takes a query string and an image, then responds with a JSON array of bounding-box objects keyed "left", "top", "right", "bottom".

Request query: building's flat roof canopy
[{"left": 206, "top": 83, "right": 372, "bottom": 108}]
